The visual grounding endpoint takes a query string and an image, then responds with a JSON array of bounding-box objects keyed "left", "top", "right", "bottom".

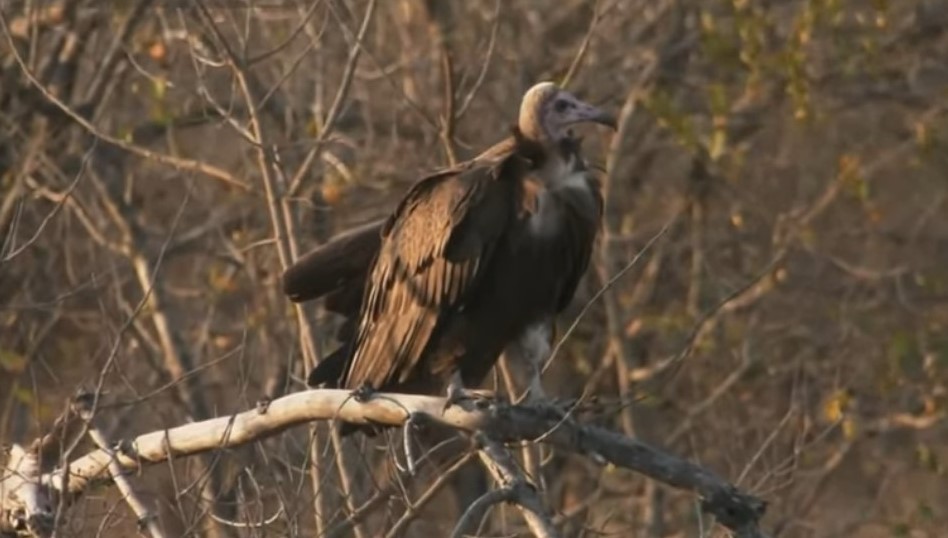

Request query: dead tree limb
[
  {"left": 473, "top": 432, "right": 559, "bottom": 538},
  {"left": 1, "top": 390, "right": 768, "bottom": 538},
  {"left": 74, "top": 395, "right": 166, "bottom": 538},
  {"left": 0, "top": 446, "right": 53, "bottom": 538}
]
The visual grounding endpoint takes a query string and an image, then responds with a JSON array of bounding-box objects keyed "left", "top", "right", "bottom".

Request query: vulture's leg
[
  {"left": 443, "top": 371, "right": 495, "bottom": 413},
  {"left": 501, "top": 319, "right": 555, "bottom": 491},
  {"left": 505, "top": 319, "right": 554, "bottom": 404}
]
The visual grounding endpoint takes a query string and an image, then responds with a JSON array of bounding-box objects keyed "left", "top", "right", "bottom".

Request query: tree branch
[
  {"left": 1, "top": 390, "right": 768, "bottom": 537},
  {"left": 74, "top": 395, "right": 166, "bottom": 538},
  {"left": 474, "top": 433, "right": 559, "bottom": 538}
]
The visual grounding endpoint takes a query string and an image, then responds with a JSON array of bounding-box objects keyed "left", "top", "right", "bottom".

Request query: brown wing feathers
[{"left": 342, "top": 170, "right": 506, "bottom": 392}]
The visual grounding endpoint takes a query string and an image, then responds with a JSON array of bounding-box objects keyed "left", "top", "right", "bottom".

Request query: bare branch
[
  {"left": 0, "top": 445, "right": 53, "bottom": 538},
  {"left": 0, "top": 12, "right": 252, "bottom": 192},
  {"left": 449, "top": 485, "right": 516, "bottom": 538},
  {"left": 475, "top": 433, "right": 559, "bottom": 538},
  {"left": 0, "top": 390, "right": 768, "bottom": 537},
  {"left": 74, "top": 394, "right": 166, "bottom": 538}
]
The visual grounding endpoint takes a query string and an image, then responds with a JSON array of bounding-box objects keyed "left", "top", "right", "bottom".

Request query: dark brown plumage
[{"left": 287, "top": 82, "right": 615, "bottom": 425}]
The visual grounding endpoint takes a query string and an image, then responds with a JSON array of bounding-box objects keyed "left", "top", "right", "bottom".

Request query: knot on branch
[
  {"left": 113, "top": 439, "right": 136, "bottom": 459},
  {"left": 136, "top": 513, "right": 158, "bottom": 532},
  {"left": 7, "top": 508, "right": 54, "bottom": 538}
]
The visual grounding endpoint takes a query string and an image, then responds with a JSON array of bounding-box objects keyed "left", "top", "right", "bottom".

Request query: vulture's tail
[{"left": 281, "top": 218, "right": 383, "bottom": 303}]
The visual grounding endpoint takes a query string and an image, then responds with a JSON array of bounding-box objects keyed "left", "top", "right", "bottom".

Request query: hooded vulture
[{"left": 287, "top": 82, "right": 616, "bottom": 415}]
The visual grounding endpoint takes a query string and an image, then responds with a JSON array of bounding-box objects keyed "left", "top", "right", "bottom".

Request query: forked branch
[{"left": 1, "top": 390, "right": 769, "bottom": 538}]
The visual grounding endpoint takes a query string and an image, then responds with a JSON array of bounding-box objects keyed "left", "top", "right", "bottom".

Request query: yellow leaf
[
  {"left": 709, "top": 128, "right": 727, "bottom": 161},
  {"left": 14, "top": 387, "right": 34, "bottom": 405},
  {"left": 823, "top": 389, "right": 851, "bottom": 422},
  {"left": 152, "top": 76, "right": 167, "bottom": 100},
  {"left": 208, "top": 264, "right": 237, "bottom": 293},
  {"left": 306, "top": 117, "right": 321, "bottom": 137},
  {"left": 842, "top": 417, "right": 858, "bottom": 440},
  {"left": 213, "top": 335, "right": 234, "bottom": 350},
  {"left": 0, "top": 350, "right": 27, "bottom": 373},
  {"left": 774, "top": 267, "right": 788, "bottom": 283},
  {"left": 730, "top": 212, "right": 744, "bottom": 229},
  {"left": 575, "top": 356, "right": 592, "bottom": 375}
]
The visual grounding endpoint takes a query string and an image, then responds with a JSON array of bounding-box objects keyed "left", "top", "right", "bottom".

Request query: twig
[
  {"left": 542, "top": 62, "right": 660, "bottom": 376},
  {"left": 74, "top": 394, "right": 166, "bottom": 538},
  {"left": 455, "top": 0, "right": 501, "bottom": 120},
  {"left": 385, "top": 452, "right": 477, "bottom": 538},
  {"left": 200, "top": 7, "right": 367, "bottom": 533},
  {"left": 560, "top": 0, "right": 606, "bottom": 90},
  {"left": 474, "top": 433, "right": 559, "bottom": 538},
  {"left": 543, "top": 216, "right": 675, "bottom": 376},
  {"left": 287, "top": 0, "right": 378, "bottom": 198},
  {"left": 0, "top": 11, "right": 252, "bottom": 192},
  {"left": 449, "top": 486, "right": 516, "bottom": 538}
]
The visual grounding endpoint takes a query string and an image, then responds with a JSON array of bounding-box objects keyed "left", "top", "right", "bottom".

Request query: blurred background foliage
[{"left": 1, "top": 0, "right": 947, "bottom": 536}]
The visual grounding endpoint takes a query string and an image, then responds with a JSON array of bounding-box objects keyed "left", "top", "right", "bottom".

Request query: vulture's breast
[
  {"left": 495, "top": 175, "right": 600, "bottom": 316},
  {"left": 525, "top": 176, "right": 598, "bottom": 238}
]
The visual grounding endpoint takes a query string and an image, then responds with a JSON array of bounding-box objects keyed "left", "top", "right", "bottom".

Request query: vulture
[{"left": 287, "top": 82, "right": 616, "bottom": 419}]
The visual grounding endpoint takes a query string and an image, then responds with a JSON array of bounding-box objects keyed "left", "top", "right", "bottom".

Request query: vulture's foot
[
  {"left": 442, "top": 381, "right": 495, "bottom": 414},
  {"left": 351, "top": 383, "right": 376, "bottom": 403}
]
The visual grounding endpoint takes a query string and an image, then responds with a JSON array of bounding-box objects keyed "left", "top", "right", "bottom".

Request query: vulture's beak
[
  {"left": 592, "top": 109, "right": 618, "bottom": 130},
  {"left": 568, "top": 98, "right": 618, "bottom": 130}
]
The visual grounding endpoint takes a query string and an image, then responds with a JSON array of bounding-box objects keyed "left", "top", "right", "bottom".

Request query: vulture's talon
[
  {"left": 351, "top": 383, "right": 376, "bottom": 403},
  {"left": 256, "top": 397, "right": 271, "bottom": 414},
  {"left": 442, "top": 385, "right": 495, "bottom": 414}
]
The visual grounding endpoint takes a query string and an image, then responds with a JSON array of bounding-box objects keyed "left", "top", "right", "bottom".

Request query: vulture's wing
[
  {"left": 281, "top": 219, "right": 384, "bottom": 303},
  {"left": 341, "top": 160, "right": 516, "bottom": 391},
  {"left": 282, "top": 135, "right": 521, "bottom": 305}
]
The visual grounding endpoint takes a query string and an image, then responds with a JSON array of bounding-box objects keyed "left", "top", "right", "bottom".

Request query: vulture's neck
[
  {"left": 514, "top": 117, "right": 580, "bottom": 190},
  {"left": 538, "top": 143, "right": 587, "bottom": 191},
  {"left": 513, "top": 125, "right": 594, "bottom": 236},
  {"left": 526, "top": 138, "right": 584, "bottom": 191}
]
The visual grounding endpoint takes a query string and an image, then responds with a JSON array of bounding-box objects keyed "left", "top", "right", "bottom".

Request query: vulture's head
[{"left": 519, "top": 81, "right": 617, "bottom": 142}]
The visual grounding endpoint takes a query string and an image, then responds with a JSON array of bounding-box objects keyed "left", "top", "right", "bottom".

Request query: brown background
[{"left": 2, "top": 0, "right": 947, "bottom": 536}]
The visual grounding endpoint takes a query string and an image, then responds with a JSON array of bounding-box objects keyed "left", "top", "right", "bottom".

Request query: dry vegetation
[{"left": 2, "top": 0, "right": 948, "bottom": 536}]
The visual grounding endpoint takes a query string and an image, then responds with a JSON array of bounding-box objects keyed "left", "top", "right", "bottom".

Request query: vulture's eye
[{"left": 553, "top": 99, "right": 570, "bottom": 113}]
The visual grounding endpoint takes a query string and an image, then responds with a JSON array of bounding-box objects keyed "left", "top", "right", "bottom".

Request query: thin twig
[
  {"left": 0, "top": 12, "right": 252, "bottom": 192},
  {"left": 385, "top": 452, "right": 477, "bottom": 538},
  {"left": 287, "top": 0, "right": 377, "bottom": 198},
  {"left": 74, "top": 395, "right": 166, "bottom": 538},
  {"left": 475, "top": 433, "right": 559, "bottom": 538},
  {"left": 449, "top": 486, "right": 516, "bottom": 538}
]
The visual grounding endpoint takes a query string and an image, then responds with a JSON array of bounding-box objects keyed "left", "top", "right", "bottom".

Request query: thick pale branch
[
  {"left": 0, "top": 446, "right": 52, "bottom": 538},
  {"left": 76, "top": 398, "right": 166, "bottom": 538},
  {"left": 2, "top": 390, "right": 768, "bottom": 537}
]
